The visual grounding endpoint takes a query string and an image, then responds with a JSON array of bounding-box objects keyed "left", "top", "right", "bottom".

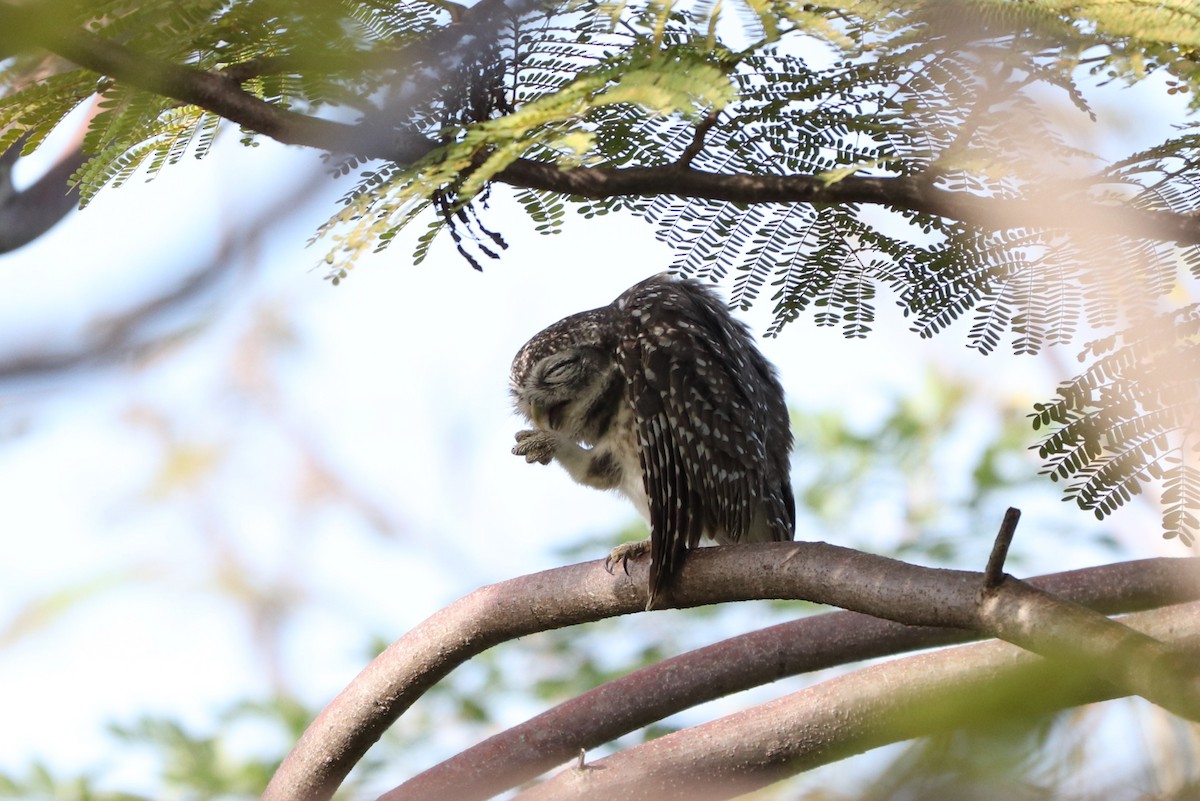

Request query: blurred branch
[
  {"left": 0, "top": 253, "right": 234, "bottom": 384},
  {"left": 263, "top": 546, "right": 1200, "bottom": 801},
  {"left": 0, "top": 137, "right": 83, "bottom": 251},
  {"left": 0, "top": 3, "right": 368, "bottom": 151},
  {"left": 384, "top": 556, "right": 1200, "bottom": 801},
  {"left": 4, "top": 3, "right": 1200, "bottom": 247},
  {"left": 0, "top": 114, "right": 92, "bottom": 252},
  {"left": 512, "top": 601, "right": 1200, "bottom": 801},
  {"left": 0, "top": 144, "right": 337, "bottom": 387}
]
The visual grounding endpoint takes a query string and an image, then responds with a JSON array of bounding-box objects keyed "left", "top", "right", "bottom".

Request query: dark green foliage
[{"left": 1032, "top": 305, "right": 1200, "bottom": 544}]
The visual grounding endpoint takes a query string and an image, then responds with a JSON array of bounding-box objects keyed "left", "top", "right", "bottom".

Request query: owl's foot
[
  {"left": 513, "top": 429, "right": 558, "bottom": 465},
  {"left": 605, "top": 539, "right": 650, "bottom": 575}
]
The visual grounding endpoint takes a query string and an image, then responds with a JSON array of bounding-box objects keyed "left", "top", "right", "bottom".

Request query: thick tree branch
[
  {"left": 7, "top": 3, "right": 1200, "bottom": 248},
  {"left": 0, "top": 0, "right": 545, "bottom": 165},
  {"left": 262, "top": 547, "right": 1200, "bottom": 801},
  {"left": 383, "top": 557, "right": 1199, "bottom": 801},
  {"left": 976, "top": 575, "right": 1200, "bottom": 719},
  {"left": 496, "top": 161, "right": 1200, "bottom": 245},
  {"left": 971, "top": 511, "right": 1200, "bottom": 722},
  {"left": 511, "top": 602, "right": 1200, "bottom": 801},
  {"left": 0, "top": 2, "right": 428, "bottom": 160}
]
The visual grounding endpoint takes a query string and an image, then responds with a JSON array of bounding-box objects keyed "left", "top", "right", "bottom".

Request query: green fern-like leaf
[
  {"left": 0, "top": 70, "right": 100, "bottom": 156},
  {"left": 316, "top": 39, "right": 735, "bottom": 276},
  {"left": 1162, "top": 463, "right": 1200, "bottom": 546},
  {"left": 1032, "top": 305, "right": 1200, "bottom": 541},
  {"left": 514, "top": 187, "right": 566, "bottom": 235}
]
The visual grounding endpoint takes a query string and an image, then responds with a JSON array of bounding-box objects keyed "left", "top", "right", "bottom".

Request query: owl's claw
[
  {"left": 513, "top": 429, "right": 557, "bottom": 465},
  {"left": 605, "top": 539, "right": 650, "bottom": 575}
]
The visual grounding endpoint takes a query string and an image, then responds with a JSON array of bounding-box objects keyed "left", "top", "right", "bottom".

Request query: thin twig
[
  {"left": 675, "top": 111, "right": 721, "bottom": 170},
  {"left": 984, "top": 507, "right": 1021, "bottom": 589}
]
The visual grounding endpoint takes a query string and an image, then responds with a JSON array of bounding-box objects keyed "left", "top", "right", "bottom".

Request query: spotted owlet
[{"left": 509, "top": 273, "right": 795, "bottom": 607}]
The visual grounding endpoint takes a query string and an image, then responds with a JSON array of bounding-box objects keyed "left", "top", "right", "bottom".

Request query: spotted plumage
[{"left": 510, "top": 274, "right": 795, "bottom": 607}]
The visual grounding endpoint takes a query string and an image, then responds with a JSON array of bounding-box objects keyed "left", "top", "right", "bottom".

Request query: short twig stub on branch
[{"left": 984, "top": 507, "right": 1021, "bottom": 590}]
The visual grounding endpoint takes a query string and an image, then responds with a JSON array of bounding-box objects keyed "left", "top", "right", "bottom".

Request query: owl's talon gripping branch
[
  {"left": 509, "top": 273, "right": 796, "bottom": 605},
  {"left": 604, "top": 540, "right": 650, "bottom": 576}
]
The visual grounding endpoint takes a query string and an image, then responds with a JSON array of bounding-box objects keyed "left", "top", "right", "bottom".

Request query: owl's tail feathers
[
  {"left": 646, "top": 543, "right": 680, "bottom": 612},
  {"left": 645, "top": 565, "right": 675, "bottom": 612},
  {"left": 742, "top": 486, "right": 796, "bottom": 544}
]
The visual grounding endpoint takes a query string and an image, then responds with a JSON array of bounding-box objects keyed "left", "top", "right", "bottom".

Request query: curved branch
[
  {"left": 511, "top": 601, "right": 1200, "bottom": 801},
  {"left": 0, "top": 94, "right": 102, "bottom": 252},
  {"left": 0, "top": 135, "right": 87, "bottom": 252},
  {"left": 382, "top": 557, "right": 1200, "bottom": 801},
  {"left": 6, "top": 2, "right": 1200, "bottom": 247},
  {"left": 0, "top": 243, "right": 236, "bottom": 383},
  {"left": 262, "top": 546, "right": 1200, "bottom": 801}
]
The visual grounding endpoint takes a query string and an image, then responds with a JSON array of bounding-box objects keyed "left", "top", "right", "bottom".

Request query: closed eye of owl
[{"left": 510, "top": 273, "right": 795, "bottom": 609}]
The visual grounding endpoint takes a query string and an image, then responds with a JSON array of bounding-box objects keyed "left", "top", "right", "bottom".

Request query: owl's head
[{"left": 510, "top": 308, "right": 618, "bottom": 437}]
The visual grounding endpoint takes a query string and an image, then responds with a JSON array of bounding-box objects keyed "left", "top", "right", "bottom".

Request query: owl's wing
[{"left": 616, "top": 276, "right": 790, "bottom": 606}]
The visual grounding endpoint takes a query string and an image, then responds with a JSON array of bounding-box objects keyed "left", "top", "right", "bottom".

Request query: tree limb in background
[
  {"left": 262, "top": 546, "right": 1200, "bottom": 801},
  {"left": 511, "top": 601, "right": 1200, "bottom": 801},
  {"left": 0, "top": 101, "right": 93, "bottom": 252},
  {"left": 972, "top": 507, "right": 1200, "bottom": 722},
  {"left": 0, "top": 152, "right": 337, "bottom": 387}
]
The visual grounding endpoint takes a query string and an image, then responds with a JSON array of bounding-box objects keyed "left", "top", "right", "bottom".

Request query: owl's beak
[{"left": 530, "top": 404, "right": 549, "bottom": 430}]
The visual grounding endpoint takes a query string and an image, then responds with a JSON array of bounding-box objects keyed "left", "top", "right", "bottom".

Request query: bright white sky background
[{"left": 0, "top": 63, "right": 1190, "bottom": 798}]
